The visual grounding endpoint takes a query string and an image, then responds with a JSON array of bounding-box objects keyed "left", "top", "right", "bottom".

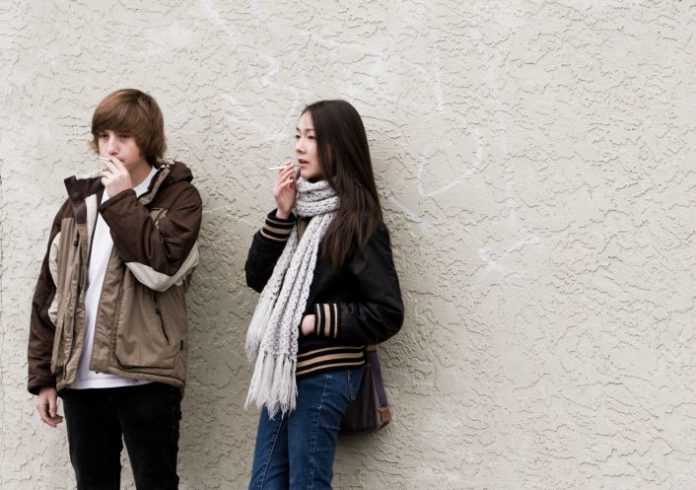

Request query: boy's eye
[{"left": 295, "top": 135, "right": 300, "bottom": 140}]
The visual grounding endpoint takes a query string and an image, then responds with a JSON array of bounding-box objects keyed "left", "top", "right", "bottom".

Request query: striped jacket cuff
[
  {"left": 260, "top": 210, "right": 295, "bottom": 242},
  {"left": 296, "top": 346, "right": 366, "bottom": 377},
  {"left": 314, "top": 303, "right": 340, "bottom": 338}
]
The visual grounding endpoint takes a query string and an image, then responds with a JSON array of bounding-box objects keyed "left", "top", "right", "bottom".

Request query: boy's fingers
[
  {"left": 36, "top": 401, "right": 50, "bottom": 424},
  {"left": 110, "top": 157, "right": 126, "bottom": 171},
  {"left": 103, "top": 158, "right": 126, "bottom": 174},
  {"left": 48, "top": 396, "right": 57, "bottom": 418}
]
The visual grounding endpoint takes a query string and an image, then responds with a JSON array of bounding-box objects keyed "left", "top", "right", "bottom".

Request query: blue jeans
[
  {"left": 60, "top": 383, "right": 181, "bottom": 490},
  {"left": 249, "top": 366, "right": 363, "bottom": 490}
]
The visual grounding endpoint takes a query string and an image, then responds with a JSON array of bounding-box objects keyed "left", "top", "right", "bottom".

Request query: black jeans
[{"left": 60, "top": 383, "right": 181, "bottom": 490}]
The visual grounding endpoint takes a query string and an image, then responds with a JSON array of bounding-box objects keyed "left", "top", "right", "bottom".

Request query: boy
[{"left": 27, "top": 88, "right": 202, "bottom": 489}]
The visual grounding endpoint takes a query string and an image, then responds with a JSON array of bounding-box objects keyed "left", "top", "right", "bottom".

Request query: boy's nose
[{"left": 106, "top": 139, "right": 118, "bottom": 155}]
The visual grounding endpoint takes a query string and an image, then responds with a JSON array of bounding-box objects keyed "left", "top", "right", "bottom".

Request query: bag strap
[{"left": 366, "top": 345, "right": 388, "bottom": 408}]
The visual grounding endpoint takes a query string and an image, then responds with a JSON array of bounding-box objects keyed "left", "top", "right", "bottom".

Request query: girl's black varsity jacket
[{"left": 245, "top": 210, "right": 404, "bottom": 377}]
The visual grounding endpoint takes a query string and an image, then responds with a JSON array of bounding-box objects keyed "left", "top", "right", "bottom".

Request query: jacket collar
[{"left": 63, "top": 159, "right": 195, "bottom": 205}]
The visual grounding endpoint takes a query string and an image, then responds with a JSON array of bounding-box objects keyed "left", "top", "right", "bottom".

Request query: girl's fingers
[{"left": 275, "top": 166, "right": 291, "bottom": 180}]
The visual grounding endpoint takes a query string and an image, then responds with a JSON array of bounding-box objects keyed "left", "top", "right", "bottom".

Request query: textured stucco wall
[{"left": 2, "top": 0, "right": 696, "bottom": 488}]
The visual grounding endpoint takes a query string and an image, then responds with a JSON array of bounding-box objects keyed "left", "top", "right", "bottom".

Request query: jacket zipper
[{"left": 63, "top": 232, "right": 81, "bottom": 365}]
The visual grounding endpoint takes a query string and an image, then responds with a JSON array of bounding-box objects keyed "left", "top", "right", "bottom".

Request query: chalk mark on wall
[
  {"left": 417, "top": 129, "right": 486, "bottom": 198},
  {"left": 385, "top": 195, "right": 434, "bottom": 231},
  {"left": 202, "top": 0, "right": 303, "bottom": 144},
  {"left": 477, "top": 234, "right": 542, "bottom": 279}
]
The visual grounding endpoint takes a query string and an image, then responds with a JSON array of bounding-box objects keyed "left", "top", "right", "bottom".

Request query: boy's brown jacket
[{"left": 27, "top": 161, "right": 202, "bottom": 395}]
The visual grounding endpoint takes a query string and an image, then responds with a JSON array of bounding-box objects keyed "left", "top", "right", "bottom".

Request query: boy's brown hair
[{"left": 90, "top": 89, "right": 166, "bottom": 165}]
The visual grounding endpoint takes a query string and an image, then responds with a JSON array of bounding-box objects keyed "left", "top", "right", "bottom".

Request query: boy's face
[{"left": 97, "top": 129, "right": 150, "bottom": 174}]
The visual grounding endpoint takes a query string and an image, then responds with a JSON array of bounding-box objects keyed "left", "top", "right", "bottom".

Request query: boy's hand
[
  {"left": 36, "top": 387, "right": 63, "bottom": 428},
  {"left": 100, "top": 157, "right": 133, "bottom": 197}
]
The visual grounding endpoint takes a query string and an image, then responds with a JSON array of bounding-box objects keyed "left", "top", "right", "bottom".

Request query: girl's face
[{"left": 295, "top": 111, "right": 323, "bottom": 181}]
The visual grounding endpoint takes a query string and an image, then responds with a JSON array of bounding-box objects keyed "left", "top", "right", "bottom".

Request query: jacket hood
[
  {"left": 140, "top": 160, "right": 193, "bottom": 206},
  {"left": 157, "top": 160, "right": 194, "bottom": 186}
]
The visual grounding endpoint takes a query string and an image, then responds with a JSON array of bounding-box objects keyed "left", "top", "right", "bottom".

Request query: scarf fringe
[{"left": 245, "top": 350, "right": 297, "bottom": 417}]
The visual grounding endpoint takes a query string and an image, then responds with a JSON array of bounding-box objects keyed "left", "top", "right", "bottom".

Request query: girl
[{"left": 244, "top": 99, "right": 404, "bottom": 489}]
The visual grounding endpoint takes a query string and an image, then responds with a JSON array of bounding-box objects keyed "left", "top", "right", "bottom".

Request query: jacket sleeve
[
  {"left": 99, "top": 183, "right": 202, "bottom": 292},
  {"left": 27, "top": 200, "right": 68, "bottom": 395},
  {"left": 310, "top": 223, "right": 404, "bottom": 345},
  {"left": 245, "top": 210, "right": 296, "bottom": 293}
]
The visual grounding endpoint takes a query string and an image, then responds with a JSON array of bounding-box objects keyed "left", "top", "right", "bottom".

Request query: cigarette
[
  {"left": 98, "top": 156, "right": 111, "bottom": 163},
  {"left": 268, "top": 164, "right": 297, "bottom": 170}
]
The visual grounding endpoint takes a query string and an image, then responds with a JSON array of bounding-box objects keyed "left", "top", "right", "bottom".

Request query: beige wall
[{"left": 2, "top": 1, "right": 696, "bottom": 488}]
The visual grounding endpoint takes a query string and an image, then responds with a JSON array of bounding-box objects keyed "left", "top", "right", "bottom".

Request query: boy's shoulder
[{"left": 152, "top": 161, "right": 202, "bottom": 203}]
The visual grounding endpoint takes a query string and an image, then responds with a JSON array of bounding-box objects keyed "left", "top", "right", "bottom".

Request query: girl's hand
[
  {"left": 301, "top": 314, "right": 316, "bottom": 336},
  {"left": 273, "top": 160, "right": 296, "bottom": 219}
]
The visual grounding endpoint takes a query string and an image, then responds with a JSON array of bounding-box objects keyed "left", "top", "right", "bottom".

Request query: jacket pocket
[
  {"left": 50, "top": 285, "right": 74, "bottom": 376},
  {"left": 114, "top": 280, "right": 179, "bottom": 370}
]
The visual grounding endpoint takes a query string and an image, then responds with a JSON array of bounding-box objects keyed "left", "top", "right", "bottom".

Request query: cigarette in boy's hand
[{"left": 98, "top": 156, "right": 111, "bottom": 163}]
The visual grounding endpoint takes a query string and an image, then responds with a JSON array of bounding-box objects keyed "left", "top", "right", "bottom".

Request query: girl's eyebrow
[{"left": 295, "top": 127, "right": 315, "bottom": 132}]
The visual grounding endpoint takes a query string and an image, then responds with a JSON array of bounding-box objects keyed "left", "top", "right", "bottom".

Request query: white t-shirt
[{"left": 69, "top": 167, "right": 158, "bottom": 389}]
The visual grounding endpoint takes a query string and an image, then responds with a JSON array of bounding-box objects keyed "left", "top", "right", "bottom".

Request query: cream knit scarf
[{"left": 245, "top": 178, "right": 340, "bottom": 416}]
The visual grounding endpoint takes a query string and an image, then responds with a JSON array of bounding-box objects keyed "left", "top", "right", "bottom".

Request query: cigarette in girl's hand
[{"left": 269, "top": 163, "right": 297, "bottom": 170}]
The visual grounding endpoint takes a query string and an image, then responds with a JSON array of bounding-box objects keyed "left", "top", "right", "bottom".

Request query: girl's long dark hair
[{"left": 303, "top": 100, "right": 383, "bottom": 269}]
